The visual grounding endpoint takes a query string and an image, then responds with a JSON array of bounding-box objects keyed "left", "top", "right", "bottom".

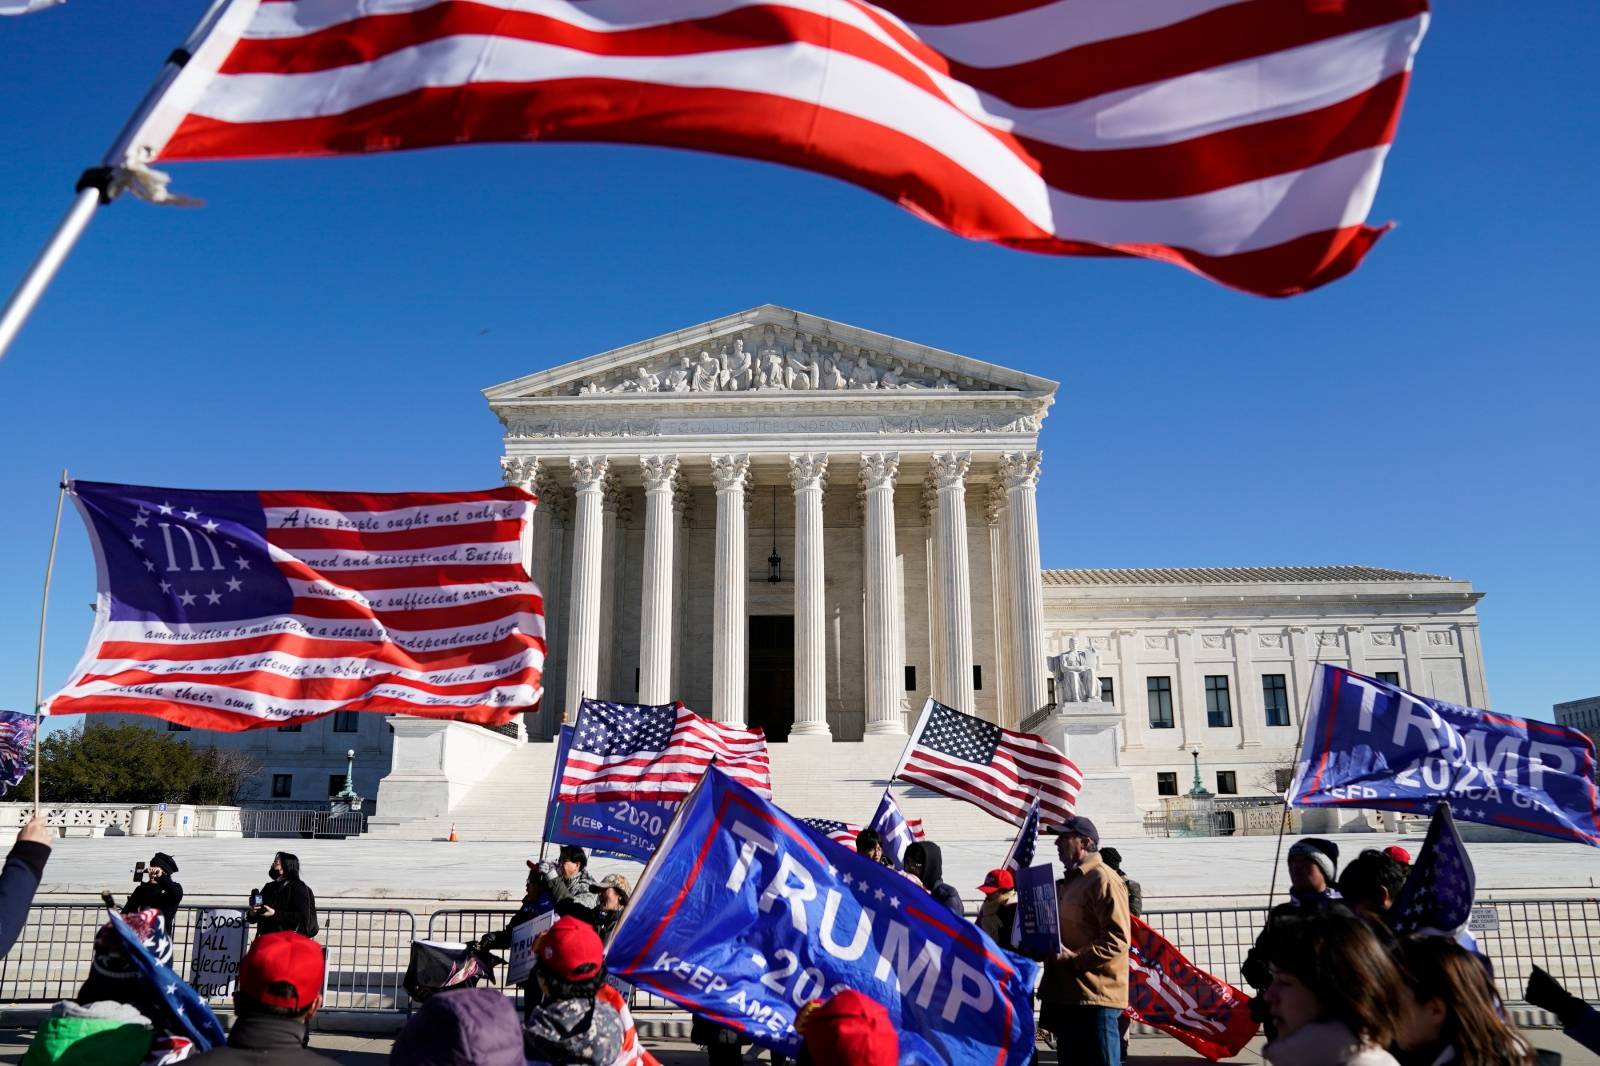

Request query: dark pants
[{"left": 1042, "top": 1004, "right": 1121, "bottom": 1066}]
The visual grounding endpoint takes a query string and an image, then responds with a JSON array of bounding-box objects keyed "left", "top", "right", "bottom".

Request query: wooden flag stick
[{"left": 32, "top": 470, "right": 69, "bottom": 815}]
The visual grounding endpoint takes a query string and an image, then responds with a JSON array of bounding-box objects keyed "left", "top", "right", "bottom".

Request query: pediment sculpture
[{"left": 568, "top": 327, "right": 993, "bottom": 396}]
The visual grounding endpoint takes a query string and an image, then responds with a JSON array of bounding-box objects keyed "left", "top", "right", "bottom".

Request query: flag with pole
[
  {"left": 91, "top": 0, "right": 1426, "bottom": 298},
  {"left": 894, "top": 698, "right": 1081, "bottom": 829},
  {"left": 1390, "top": 802, "right": 1476, "bottom": 939},
  {"left": 1003, "top": 798, "right": 1041, "bottom": 873},
  {"left": 48, "top": 480, "right": 544, "bottom": 730}
]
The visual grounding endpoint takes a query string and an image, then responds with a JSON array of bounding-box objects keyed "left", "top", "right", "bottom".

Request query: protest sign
[
  {"left": 607, "top": 768, "right": 1039, "bottom": 1065},
  {"left": 506, "top": 908, "right": 556, "bottom": 985},
  {"left": 1291, "top": 665, "right": 1600, "bottom": 846},
  {"left": 1014, "top": 863, "right": 1059, "bottom": 956},
  {"left": 189, "top": 908, "right": 247, "bottom": 1000},
  {"left": 545, "top": 724, "right": 677, "bottom": 861}
]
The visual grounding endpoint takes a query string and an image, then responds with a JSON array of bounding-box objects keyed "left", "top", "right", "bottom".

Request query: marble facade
[{"left": 488, "top": 305, "right": 1059, "bottom": 743}]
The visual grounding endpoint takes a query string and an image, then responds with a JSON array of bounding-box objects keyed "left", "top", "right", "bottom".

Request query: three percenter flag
[
  {"left": 50, "top": 481, "right": 544, "bottom": 730},
  {"left": 113, "top": 0, "right": 1429, "bottom": 296}
]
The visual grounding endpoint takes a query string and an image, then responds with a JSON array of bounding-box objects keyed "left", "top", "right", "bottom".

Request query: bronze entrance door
[{"left": 747, "top": 615, "right": 795, "bottom": 742}]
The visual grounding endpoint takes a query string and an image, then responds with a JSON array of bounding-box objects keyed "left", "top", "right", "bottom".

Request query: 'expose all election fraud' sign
[
  {"left": 605, "top": 768, "right": 1038, "bottom": 1065},
  {"left": 1290, "top": 665, "right": 1599, "bottom": 846},
  {"left": 189, "top": 908, "right": 247, "bottom": 1001}
]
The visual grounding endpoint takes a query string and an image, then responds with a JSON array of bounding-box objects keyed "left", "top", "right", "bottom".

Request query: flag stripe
[{"left": 134, "top": 0, "right": 1431, "bottom": 296}]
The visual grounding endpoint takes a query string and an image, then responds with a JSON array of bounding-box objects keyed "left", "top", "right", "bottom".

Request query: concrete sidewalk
[{"left": 0, "top": 1024, "right": 1594, "bottom": 1064}]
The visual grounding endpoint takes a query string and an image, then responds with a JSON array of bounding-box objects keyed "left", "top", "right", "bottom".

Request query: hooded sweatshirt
[
  {"left": 391, "top": 987, "right": 525, "bottom": 1066},
  {"left": 524, "top": 996, "right": 624, "bottom": 1066},
  {"left": 22, "top": 1000, "right": 154, "bottom": 1066},
  {"left": 903, "top": 842, "right": 965, "bottom": 918}
]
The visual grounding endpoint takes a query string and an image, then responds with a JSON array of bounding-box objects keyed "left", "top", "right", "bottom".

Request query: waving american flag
[
  {"left": 113, "top": 1, "right": 1427, "bottom": 296},
  {"left": 799, "top": 812, "right": 925, "bottom": 852},
  {"left": 50, "top": 481, "right": 543, "bottom": 730},
  {"left": 896, "top": 699, "right": 1081, "bottom": 829},
  {"left": 558, "top": 699, "right": 770, "bottom": 803}
]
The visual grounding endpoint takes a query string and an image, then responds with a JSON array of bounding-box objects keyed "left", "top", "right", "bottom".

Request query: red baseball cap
[
  {"left": 798, "top": 990, "right": 897, "bottom": 1066},
  {"left": 1383, "top": 845, "right": 1412, "bottom": 864},
  {"left": 536, "top": 916, "right": 604, "bottom": 982},
  {"left": 978, "top": 869, "right": 1015, "bottom": 894},
  {"left": 239, "top": 932, "right": 324, "bottom": 1012}
]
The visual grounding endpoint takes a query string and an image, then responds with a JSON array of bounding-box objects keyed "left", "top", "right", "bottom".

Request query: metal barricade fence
[
  {"left": 2, "top": 897, "right": 1594, "bottom": 1017},
  {"left": 0, "top": 904, "right": 414, "bottom": 1012}
]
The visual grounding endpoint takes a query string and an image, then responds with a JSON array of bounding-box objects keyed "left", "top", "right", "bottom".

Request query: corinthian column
[
  {"left": 986, "top": 481, "right": 1018, "bottom": 728},
  {"left": 637, "top": 455, "right": 679, "bottom": 705},
  {"left": 1001, "top": 451, "right": 1047, "bottom": 720},
  {"left": 595, "top": 474, "right": 624, "bottom": 697},
  {"left": 564, "top": 456, "right": 609, "bottom": 718},
  {"left": 787, "top": 454, "right": 832, "bottom": 739},
  {"left": 710, "top": 454, "right": 751, "bottom": 726},
  {"left": 932, "top": 452, "right": 975, "bottom": 712},
  {"left": 860, "top": 453, "right": 906, "bottom": 735}
]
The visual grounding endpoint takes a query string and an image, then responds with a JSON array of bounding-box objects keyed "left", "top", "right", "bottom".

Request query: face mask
[{"left": 268, "top": 865, "right": 282, "bottom": 881}]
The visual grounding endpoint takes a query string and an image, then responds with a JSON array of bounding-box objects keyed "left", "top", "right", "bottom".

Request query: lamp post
[
  {"left": 332, "top": 748, "right": 363, "bottom": 814},
  {"left": 766, "top": 485, "right": 782, "bottom": 583}
]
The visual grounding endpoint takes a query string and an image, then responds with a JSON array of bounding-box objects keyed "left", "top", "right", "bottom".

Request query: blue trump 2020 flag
[
  {"left": 106, "top": 911, "right": 226, "bottom": 1051},
  {"left": 868, "top": 788, "right": 918, "bottom": 870},
  {"left": 606, "top": 767, "right": 1039, "bottom": 1064},
  {"left": 1290, "top": 666, "right": 1600, "bottom": 847}
]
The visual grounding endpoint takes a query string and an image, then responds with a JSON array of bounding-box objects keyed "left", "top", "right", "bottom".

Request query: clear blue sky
[{"left": 2, "top": 3, "right": 1595, "bottom": 729}]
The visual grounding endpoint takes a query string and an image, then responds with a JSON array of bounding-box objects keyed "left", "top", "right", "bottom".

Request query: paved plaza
[{"left": 31, "top": 830, "right": 1600, "bottom": 908}]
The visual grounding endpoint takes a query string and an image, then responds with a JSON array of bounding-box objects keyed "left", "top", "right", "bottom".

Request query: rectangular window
[
  {"left": 1377, "top": 671, "right": 1401, "bottom": 686},
  {"left": 327, "top": 775, "right": 347, "bottom": 798},
  {"left": 277, "top": 723, "right": 302, "bottom": 733},
  {"left": 1099, "top": 677, "right": 1115, "bottom": 705},
  {"left": 332, "top": 710, "right": 359, "bottom": 733},
  {"left": 1147, "top": 677, "right": 1174, "bottom": 729},
  {"left": 904, "top": 666, "right": 916, "bottom": 692},
  {"left": 1216, "top": 770, "right": 1238, "bottom": 795},
  {"left": 1275, "top": 768, "right": 1295, "bottom": 792},
  {"left": 1263, "top": 674, "right": 1291, "bottom": 727},
  {"left": 1047, "top": 676, "right": 1057, "bottom": 705},
  {"left": 972, "top": 665, "right": 983, "bottom": 691},
  {"left": 166, "top": 720, "right": 190, "bottom": 732},
  {"left": 1205, "top": 675, "right": 1233, "bottom": 727},
  {"left": 1157, "top": 772, "right": 1178, "bottom": 796},
  {"left": 271, "top": 774, "right": 292, "bottom": 799},
  {"left": 634, "top": 668, "right": 640, "bottom": 696}
]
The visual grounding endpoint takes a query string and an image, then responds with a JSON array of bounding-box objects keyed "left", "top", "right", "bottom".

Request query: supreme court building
[{"left": 104, "top": 306, "right": 1490, "bottom": 830}]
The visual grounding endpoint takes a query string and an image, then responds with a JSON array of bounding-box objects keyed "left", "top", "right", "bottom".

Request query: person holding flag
[
  {"left": 0, "top": 816, "right": 52, "bottom": 959},
  {"left": 1038, "top": 815, "right": 1131, "bottom": 1066}
]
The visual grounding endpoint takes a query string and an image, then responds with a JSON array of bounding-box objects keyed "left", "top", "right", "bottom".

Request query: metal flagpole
[
  {"left": 888, "top": 697, "right": 936, "bottom": 783},
  {"left": 0, "top": 0, "right": 235, "bottom": 364},
  {"left": 1265, "top": 645, "right": 1329, "bottom": 910},
  {"left": 32, "top": 470, "right": 69, "bottom": 814}
]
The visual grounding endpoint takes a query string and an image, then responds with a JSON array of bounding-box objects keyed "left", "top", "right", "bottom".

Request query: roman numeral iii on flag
[
  {"left": 49, "top": 481, "right": 545, "bottom": 730},
  {"left": 0, "top": 0, "right": 1436, "bottom": 361}
]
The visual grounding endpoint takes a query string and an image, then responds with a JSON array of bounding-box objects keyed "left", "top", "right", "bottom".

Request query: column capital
[
  {"left": 639, "top": 454, "right": 680, "bottom": 493},
  {"left": 710, "top": 453, "right": 751, "bottom": 493},
  {"left": 787, "top": 453, "right": 829, "bottom": 492},
  {"left": 1343, "top": 624, "right": 1364, "bottom": 633},
  {"left": 672, "top": 482, "right": 695, "bottom": 526},
  {"left": 1288, "top": 624, "right": 1310, "bottom": 634},
  {"left": 858, "top": 452, "right": 901, "bottom": 491},
  {"left": 569, "top": 455, "right": 610, "bottom": 491},
  {"left": 499, "top": 455, "right": 537, "bottom": 487},
  {"left": 1116, "top": 628, "right": 1139, "bottom": 638},
  {"left": 984, "top": 480, "right": 1007, "bottom": 526},
  {"left": 930, "top": 451, "right": 971, "bottom": 489},
  {"left": 1230, "top": 625, "right": 1252, "bottom": 635},
  {"left": 998, "top": 450, "right": 1043, "bottom": 490},
  {"left": 1400, "top": 623, "right": 1421, "bottom": 631}
]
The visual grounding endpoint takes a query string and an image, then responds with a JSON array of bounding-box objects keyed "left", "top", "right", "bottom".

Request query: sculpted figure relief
[
  {"left": 1050, "top": 637, "right": 1101, "bottom": 704},
  {"left": 568, "top": 328, "right": 1010, "bottom": 394}
]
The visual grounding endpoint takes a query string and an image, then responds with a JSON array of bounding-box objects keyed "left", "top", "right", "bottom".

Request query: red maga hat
[
  {"left": 978, "top": 869, "right": 1015, "bottom": 894},
  {"left": 536, "top": 916, "right": 604, "bottom": 982},
  {"left": 239, "top": 932, "right": 324, "bottom": 1012},
  {"left": 798, "top": 989, "right": 897, "bottom": 1066}
]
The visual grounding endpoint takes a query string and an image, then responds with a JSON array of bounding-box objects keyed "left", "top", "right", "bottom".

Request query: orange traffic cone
[{"left": 448, "top": 823, "right": 458, "bottom": 842}]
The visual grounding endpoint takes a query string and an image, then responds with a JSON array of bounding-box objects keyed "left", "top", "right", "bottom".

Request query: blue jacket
[{"left": 0, "top": 839, "right": 50, "bottom": 959}]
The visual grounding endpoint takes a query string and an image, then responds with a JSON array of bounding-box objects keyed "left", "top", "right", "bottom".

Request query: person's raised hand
[{"left": 17, "top": 817, "right": 52, "bottom": 847}]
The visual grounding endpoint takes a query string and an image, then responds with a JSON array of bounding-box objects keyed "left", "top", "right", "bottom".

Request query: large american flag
[
  {"left": 116, "top": 1, "right": 1427, "bottom": 296},
  {"left": 896, "top": 699, "right": 1081, "bottom": 829},
  {"left": 798, "top": 815, "right": 925, "bottom": 851},
  {"left": 49, "top": 481, "right": 543, "bottom": 730},
  {"left": 558, "top": 699, "right": 770, "bottom": 803}
]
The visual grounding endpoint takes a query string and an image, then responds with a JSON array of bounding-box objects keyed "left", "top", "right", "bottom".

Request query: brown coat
[{"left": 1039, "top": 852, "right": 1130, "bottom": 1009}]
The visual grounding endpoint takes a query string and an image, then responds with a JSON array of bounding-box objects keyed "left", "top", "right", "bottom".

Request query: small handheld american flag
[
  {"left": 558, "top": 699, "right": 770, "bottom": 804},
  {"left": 799, "top": 812, "right": 926, "bottom": 852},
  {"left": 895, "top": 699, "right": 1081, "bottom": 829}
]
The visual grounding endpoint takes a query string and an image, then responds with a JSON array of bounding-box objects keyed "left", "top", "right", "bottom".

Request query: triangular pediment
[{"left": 483, "top": 305, "right": 1057, "bottom": 401}]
